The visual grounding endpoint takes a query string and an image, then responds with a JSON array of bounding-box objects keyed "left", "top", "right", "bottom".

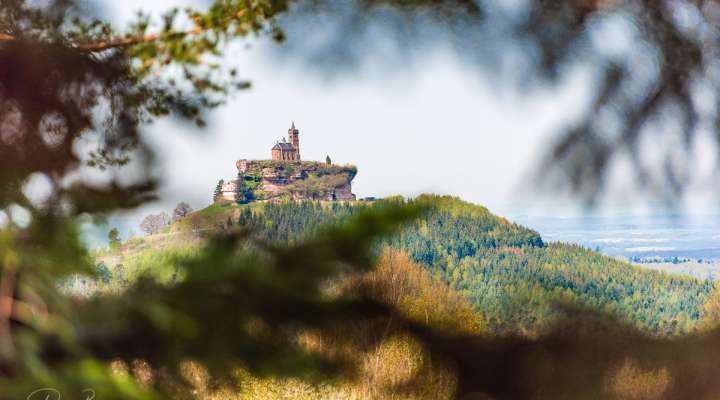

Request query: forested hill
[
  {"left": 118, "top": 196, "right": 714, "bottom": 337},
  {"left": 227, "top": 195, "right": 543, "bottom": 249}
]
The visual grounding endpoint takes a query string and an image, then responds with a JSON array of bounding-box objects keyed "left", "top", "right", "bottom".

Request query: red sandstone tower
[{"left": 288, "top": 121, "right": 300, "bottom": 160}]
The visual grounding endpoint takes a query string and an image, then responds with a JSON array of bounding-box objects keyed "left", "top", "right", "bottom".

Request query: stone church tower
[
  {"left": 271, "top": 121, "right": 301, "bottom": 161},
  {"left": 288, "top": 121, "right": 300, "bottom": 158}
]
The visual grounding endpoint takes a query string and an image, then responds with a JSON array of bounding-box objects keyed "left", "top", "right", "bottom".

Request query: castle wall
[{"left": 220, "top": 179, "right": 241, "bottom": 202}]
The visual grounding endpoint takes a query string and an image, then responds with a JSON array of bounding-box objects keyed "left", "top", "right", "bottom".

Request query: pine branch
[
  {"left": 0, "top": 26, "right": 204, "bottom": 51},
  {"left": 0, "top": 9, "right": 247, "bottom": 52},
  {"left": 78, "top": 26, "right": 204, "bottom": 51}
]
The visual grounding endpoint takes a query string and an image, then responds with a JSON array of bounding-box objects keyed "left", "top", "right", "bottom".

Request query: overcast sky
[{"left": 99, "top": 1, "right": 719, "bottom": 241}]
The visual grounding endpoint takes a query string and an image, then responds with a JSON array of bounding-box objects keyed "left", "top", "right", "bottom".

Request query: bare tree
[
  {"left": 172, "top": 202, "right": 194, "bottom": 222},
  {"left": 140, "top": 212, "right": 171, "bottom": 235}
]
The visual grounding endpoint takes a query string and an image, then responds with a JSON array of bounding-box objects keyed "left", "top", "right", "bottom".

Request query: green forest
[{"left": 105, "top": 195, "right": 713, "bottom": 338}]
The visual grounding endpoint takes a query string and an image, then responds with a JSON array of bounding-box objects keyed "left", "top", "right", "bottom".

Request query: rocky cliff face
[{"left": 219, "top": 160, "right": 357, "bottom": 203}]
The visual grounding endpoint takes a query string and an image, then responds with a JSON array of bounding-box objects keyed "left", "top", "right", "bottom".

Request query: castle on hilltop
[
  {"left": 270, "top": 122, "right": 301, "bottom": 161},
  {"left": 216, "top": 122, "right": 357, "bottom": 203}
]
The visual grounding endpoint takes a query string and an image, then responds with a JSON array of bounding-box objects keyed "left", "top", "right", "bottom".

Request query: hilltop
[
  {"left": 93, "top": 195, "right": 713, "bottom": 337},
  {"left": 215, "top": 122, "right": 358, "bottom": 204},
  {"left": 216, "top": 160, "right": 358, "bottom": 203}
]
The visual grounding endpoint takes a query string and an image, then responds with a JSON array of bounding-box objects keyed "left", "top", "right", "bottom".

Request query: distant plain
[{"left": 517, "top": 214, "right": 720, "bottom": 279}]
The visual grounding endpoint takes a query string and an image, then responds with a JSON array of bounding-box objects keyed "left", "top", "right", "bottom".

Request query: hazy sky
[{"left": 101, "top": 1, "right": 719, "bottom": 239}]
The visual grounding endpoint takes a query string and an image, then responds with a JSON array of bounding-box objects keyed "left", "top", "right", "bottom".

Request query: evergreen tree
[
  {"left": 214, "top": 179, "right": 224, "bottom": 203},
  {"left": 235, "top": 174, "right": 245, "bottom": 204},
  {"left": 238, "top": 208, "right": 252, "bottom": 227},
  {"left": 235, "top": 173, "right": 256, "bottom": 204},
  {"left": 326, "top": 155, "right": 332, "bottom": 165},
  {"left": 108, "top": 228, "right": 121, "bottom": 249}
]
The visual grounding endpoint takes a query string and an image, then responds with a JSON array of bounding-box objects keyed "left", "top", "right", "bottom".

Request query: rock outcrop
[{"left": 219, "top": 160, "right": 357, "bottom": 203}]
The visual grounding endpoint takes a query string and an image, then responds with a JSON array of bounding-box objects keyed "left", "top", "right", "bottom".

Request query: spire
[{"left": 291, "top": 121, "right": 296, "bottom": 130}]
